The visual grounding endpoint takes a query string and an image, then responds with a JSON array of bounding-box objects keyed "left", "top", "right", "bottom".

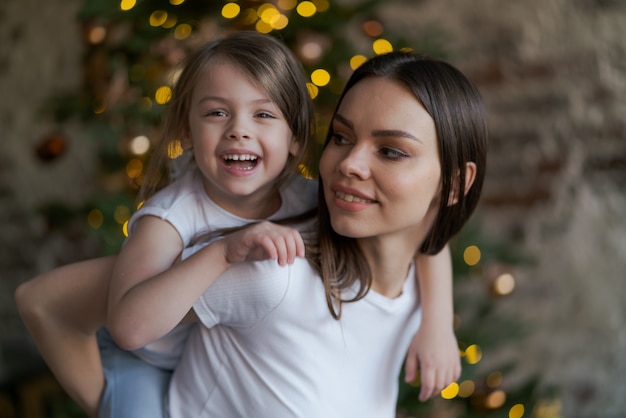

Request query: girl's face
[
  {"left": 185, "top": 58, "right": 299, "bottom": 218},
  {"left": 319, "top": 77, "right": 442, "bottom": 247}
]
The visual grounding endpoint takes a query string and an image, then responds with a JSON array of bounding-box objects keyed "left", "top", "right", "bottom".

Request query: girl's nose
[
  {"left": 337, "top": 145, "right": 371, "bottom": 179},
  {"left": 226, "top": 117, "right": 252, "bottom": 141}
]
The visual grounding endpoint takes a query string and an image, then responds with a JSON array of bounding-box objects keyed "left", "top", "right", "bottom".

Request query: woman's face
[{"left": 319, "top": 76, "right": 442, "bottom": 246}]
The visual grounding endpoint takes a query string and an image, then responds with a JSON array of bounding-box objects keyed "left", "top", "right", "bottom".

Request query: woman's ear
[{"left": 447, "top": 162, "right": 477, "bottom": 206}]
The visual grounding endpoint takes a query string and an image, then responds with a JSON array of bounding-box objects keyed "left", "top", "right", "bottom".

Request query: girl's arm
[
  {"left": 14, "top": 256, "right": 116, "bottom": 418},
  {"left": 405, "top": 244, "right": 461, "bottom": 401},
  {"left": 107, "top": 219, "right": 304, "bottom": 351}
]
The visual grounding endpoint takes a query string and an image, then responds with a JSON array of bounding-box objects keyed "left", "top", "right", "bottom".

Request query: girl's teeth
[{"left": 224, "top": 154, "right": 257, "bottom": 161}]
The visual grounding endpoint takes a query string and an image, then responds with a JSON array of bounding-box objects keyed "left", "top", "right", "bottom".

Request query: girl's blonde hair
[{"left": 138, "top": 31, "right": 315, "bottom": 203}]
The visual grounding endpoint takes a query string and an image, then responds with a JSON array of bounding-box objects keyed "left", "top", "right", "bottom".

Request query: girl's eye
[
  {"left": 380, "top": 147, "right": 409, "bottom": 160},
  {"left": 206, "top": 110, "right": 227, "bottom": 117},
  {"left": 256, "top": 111, "right": 276, "bottom": 119}
]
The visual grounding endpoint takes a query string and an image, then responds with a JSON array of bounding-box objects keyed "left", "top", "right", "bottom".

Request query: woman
[{"left": 111, "top": 50, "right": 487, "bottom": 417}]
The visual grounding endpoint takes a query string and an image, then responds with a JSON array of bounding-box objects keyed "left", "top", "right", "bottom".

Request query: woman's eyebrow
[
  {"left": 334, "top": 113, "right": 421, "bottom": 142},
  {"left": 372, "top": 129, "right": 421, "bottom": 142}
]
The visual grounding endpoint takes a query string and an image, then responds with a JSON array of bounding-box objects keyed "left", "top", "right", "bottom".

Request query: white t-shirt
[
  {"left": 168, "top": 257, "right": 422, "bottom": 418},
  {"left": 128, "top": 169, "right": 318, "bottom": 369}
]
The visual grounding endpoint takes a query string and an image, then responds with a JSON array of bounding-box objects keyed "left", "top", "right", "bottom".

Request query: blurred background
[{"left": 1, "top": 0, "right": 625, "bottom": 417}]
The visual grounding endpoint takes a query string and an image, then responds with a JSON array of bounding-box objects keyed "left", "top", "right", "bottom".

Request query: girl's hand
[
  {"left": 404, "top": 323, "right": 461, "bottom": 401},
  {"left": 222, "top": 221, "right": 305, "bottom": 266}
]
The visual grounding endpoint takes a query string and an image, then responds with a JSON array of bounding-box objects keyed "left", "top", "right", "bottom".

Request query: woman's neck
[{"left": 358, "top": 236, "right": 419, "bottom": 299}]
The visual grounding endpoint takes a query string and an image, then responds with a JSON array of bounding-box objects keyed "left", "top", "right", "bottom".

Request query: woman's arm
[
  {"left": 14, "top": 256, "right": 116, "bottom": 418},
  {"left": 107, "top": 219, "right": 304, "bottom": 351},
  {"left": 405, "top": 244, "right": 461, "bottom": 401}
]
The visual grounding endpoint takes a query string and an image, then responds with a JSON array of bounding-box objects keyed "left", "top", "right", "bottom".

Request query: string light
[
  {"left": 440, "top": 382, "right": 459, "bottom": 400},
  {"left": 222, "top": 3, "right": 241, "bottom": 19},
  {"left": 362, "top": 19, "right": 383, "bottom": 37},
  {"left": 463, "top": 245, "right": 481, "bottom": 266},
  {"left": 120, "top": 0, "right": 136, "bottom": 11},
  {"left": 349, "top": 55, "right": 367, "bottom": 70},
  {"left": 485, "top": 390, "right": 506, "bottom": 409},
  {"left": 168, "top": 140, "right": 184, "bottom": 159},
  {"left": 169, "top": 0, "right": 185, "bottom": 5},
  {"left": 122, "top": 220, "right": 129, "bottom": 237},
  {"left": 509, "top": 403, "right": 525, "bottom": 418},
  {"left": 311, "top": 0, "right": 330, "bottom": 12},
  {"left": 493, "top": 272, "right": 516, "bottom": 295},
  {"left": 306, "top": 83, "right": 319, "bottom": 99},
  {"left": 463, "top": 344, "right": 482, "bottom": 364},
  {"left": 174, "top": 23, "right": 192, "bottom": 40},
  {"left": 87, "top": 25, "right": 106, "bottom": 44},
  {"left": 372, "top": 38, "right": 393, "bottom": 54},
  {"left": 87, "top": 209, "right": 104, "bottom": 229},
  {"left": 149, "top": 11, "right": 168, "bottom": 27},
  {"left": 155, "top": 86, "right": 173, "bottom": 105},
  {"left": 458, "top": 380, "right": 475, "bottom": 398},
  {"left": 277, "top": 0, "right": 297, "bottom": 10},
  {"left": 129, "top": 135, "right": 150, "bottom": 155},
  {"left": 296, "top": 1, "right": 316, "bottom": 17},
  {"left": 114, "top": 205, "right": 131, "bottom": 225},
  {"left": 311, "top": 69, "right": 330, "bottom": 87},
  {"left": 126, "top": 158, "right": 144, "bottom": 179}
]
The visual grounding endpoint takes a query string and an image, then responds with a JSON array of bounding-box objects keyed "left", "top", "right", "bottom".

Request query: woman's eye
[
  {"left": 330, "top": 133, "right": 350, "bottom": 145},
  {"left": 380, "top": 147, "right": 408, "bottom": 160}
]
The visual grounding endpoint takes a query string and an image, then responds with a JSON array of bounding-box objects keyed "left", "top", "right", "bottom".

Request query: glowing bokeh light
[
  {"left": 311, "top": 69, "right": 330, "bottom": 86},
  {"left": 126, "top": 158, "right": 144, "bottom": 179},
  {"left": 149, "top": 11, "right": 168, "bottom": 27},
  {"left": 169, "top": 0, "right": 185, "bottom": 5},
  {"left": 222, "top": 3, "right": 240, "bottom": 19},
  {"left": 129, "top": 135, "right": 150, "bottom": 155},
  {"left": 350, "top": 55, "right": 368, "bottom": 70},
  {"left": 487, "top": 371, "right": 503, "bottom": 388},
  {"left": 88, "top": 26, "right": 106, "bottom": 44},
  {"left": 168, "top": 140, "right": 184, "bottom": 159},
  {"left": 464, "top": 344, "right": 482, "bottom": 364},
  {"left": 174, "top": 23, "right": 192, "bottom": 40},
  {"left": 463, "top": 245, "right": 481, "bottom": 266},
  {"left": 162, "top": 15, "right": 178, "bottom": 28},
  {"left": 363, "top": 19, "right": 383, "bottom": 37},
  {"left": 122, "top": 220, "right": 129, "bottom": 237},
  {"left": 458, "top": 380, "right": 475, "bottom": 398},
  {"left": 373, "top": 38, "right": 393, "bottom": 54},
  {"left": 296, "top": 1, "right": 316, "bottom": 17},
  {"left": 277, "top": 0, "right": 297, "bottom": 10},
  {"left": 120, "top": 0, "right": 136, "bottom": 11},
  {"left": 311, "top": 0, "right": 329, "bottom": 12},
  {"left": 485, "top": 390, "right": 506, "bottom": 409},
  {"left": 494, "top": 273, "right": 516, "bottom": 295},
  {"left": 87, "top": 209, "right": 104, "bottom": 229},
  {"left": 155, "top": 86, "right": 173, "bottom": 105},
  {"left": 93, "top": 98, "right": 105, "bottom": 115},
  {"left": 114, "top": 205, "right": 131, "bottom": 225},
  {"left": 509, "top": 403, "right": 525, "bottom": 418},
  {"left": 255, "top": 20, "right": 273, "bottom": 33},
  {"left": 306, "top": 83, "right": 319, "bottom": 99},
  {"left": 440, "top": 382, "right": 459, "bottom": 400},
  {"left": 300, "top": 41, "right": 323, "bottom": 61},
  {"left": 272, "top": 14, "right": 289, "bottom": 29}
]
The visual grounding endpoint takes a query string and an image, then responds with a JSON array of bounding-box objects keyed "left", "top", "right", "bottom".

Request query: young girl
[
  {"left": 15, "top": 33, "right": 458, "bottom": 417},
  {"left": 107, "top": 50, "right": 487, "bottom": 417}
]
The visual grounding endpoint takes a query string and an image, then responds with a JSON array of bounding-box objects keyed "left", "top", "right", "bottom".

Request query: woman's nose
[{"left": 337, "top": 145, "right": 371, "bottom": 179}]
